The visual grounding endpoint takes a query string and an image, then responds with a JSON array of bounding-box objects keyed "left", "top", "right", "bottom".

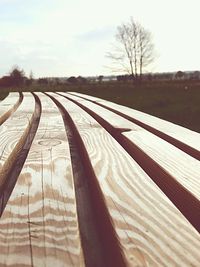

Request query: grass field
[
  {"left": 1, "top": 80, "right": 200, "bottom": 133},
  {"left": 0, "top": 91, "right": 9, "bottom": 101}
]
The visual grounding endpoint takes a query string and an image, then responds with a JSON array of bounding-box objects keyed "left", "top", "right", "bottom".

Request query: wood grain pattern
[
  {"left": 69, "top": 92, "right": 200, "bottom": 158},
  {"left": 0, "top": 93, "right": 35, "bottom": 187},
  {"left": 52, "top": 92, "right": 200, "bottom": 267},
  {"left": 0, "top": 93, "right": 85, "bottom": 267},
  {"left": 65, "top": 93, "right": 200, "bottom": 200},
  {"left": 0, "top": 92, "right": 22, "bottom": 125},
  {"left": 64, "top": 93, "right": 200, "bottom": 231},
  {"left": 1, "top": 91, "right": 200, "bottom": 267},
  {"left": 47, "top": 92, "right": 128, "bottom": 267}
]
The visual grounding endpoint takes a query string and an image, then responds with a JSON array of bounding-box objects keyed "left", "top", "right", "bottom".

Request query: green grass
[
  {"left": 0, "top": 91, "right": 9, "bottom": 100},
  {"left": 1, "top": 80, "right": 200, "bottom": 133},
  {"left": 60, "top": 80, "right": 200, "bottom": 133}
]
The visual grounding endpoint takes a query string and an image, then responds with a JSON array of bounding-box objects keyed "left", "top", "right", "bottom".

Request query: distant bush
[
  {"left": 98, "top": 75, "right": 104, "bottom": 83},
  {"left": 67, "top": 76, "right": 87, "bottom": 84},
  {"left": 175, "top": 71, "right": 185, "bottom": 80},
  {"left": 77, "top": 76, "right": 87, "bottom": 84},
  {"left": 38, "top": 78, "right": 48, "bottom": 85},
  {"left": 67, "top": 76, "right": 78, "bottom": 84},
  {"left": 116, "top": 75, "right": 133, "bottom": 82}
]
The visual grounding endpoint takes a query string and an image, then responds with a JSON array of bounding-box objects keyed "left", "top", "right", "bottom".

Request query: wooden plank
[
  {"left": 51, "top": 92, "right": 200, "bottom": 267},
  {"left": 0, "top": 93, "right": 85, "bottom": 267},
  {"left": 0, "top": 92, "right": 22, "bottom": 125},
  {"left": 68, "top": 92, "right": 200, "bottom": 155},
  {"left": 0, "top": 93, "right": 35, "bottom": 183},
  {"left": 64, "top": 93, "right": 200, "bottom": 232},
  {"left": 64, "top": 93, "right": 200, "bottom": 203}
]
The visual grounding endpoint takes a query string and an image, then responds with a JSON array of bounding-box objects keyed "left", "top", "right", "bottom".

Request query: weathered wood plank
[
  {"left": 46, "top": 92, "right": 127, "bottom": 267},
  {"left": 0, "top": 92, "right": 22, "bottom": 125},
  {"left": 0, "top": 93, "right": 35, "bottom": 185},
  {"left": 0, "top": 93, "right": 85, "bottom": 267},
  {"left": 52, "top": 92, "right": 200, "bottom": 267},
  {"left": 64, "top": 93, "right": 200, "bottom": 213},
  {"left": 69, "top": 92, "right": 200, "bottom": 158}
]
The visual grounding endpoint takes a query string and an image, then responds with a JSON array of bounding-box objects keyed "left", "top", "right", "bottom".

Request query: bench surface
[{"left": 0, "top": 92, "right": 200, "bottom": 267}]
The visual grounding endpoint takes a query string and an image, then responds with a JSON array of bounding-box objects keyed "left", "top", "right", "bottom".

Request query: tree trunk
[
  {"left": 130, "top": 60, "right": 135, "bottom": 80},
  {"left": 140, "top": 56, "right": 143, "bottom": 81}
]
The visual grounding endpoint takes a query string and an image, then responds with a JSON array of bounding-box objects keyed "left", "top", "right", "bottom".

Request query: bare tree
[{"left": 107, "top": 17, "right": 155, "bottom": 80}]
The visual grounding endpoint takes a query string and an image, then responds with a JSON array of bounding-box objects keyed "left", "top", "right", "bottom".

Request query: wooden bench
[{"left": 0, "top": 92, "right": 200, "bottom": 267}]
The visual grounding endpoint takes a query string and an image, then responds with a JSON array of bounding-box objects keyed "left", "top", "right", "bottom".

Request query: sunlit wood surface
[
  {"left": 69, "top": 92, "right": 200, "bottom": 151},
  {"left": 0, "top": 92, "right": 200, "bottom": 267},
  {"left": 0, "top": 92, "right": 21, "bottom": 125},
  {"left": 0, "top": 93, "right": 35, "bottom": 188}
]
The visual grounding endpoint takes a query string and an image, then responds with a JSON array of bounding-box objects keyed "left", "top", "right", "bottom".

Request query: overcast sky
[{"left": 0, "top": 0, "right": 200, "bottom": 77}]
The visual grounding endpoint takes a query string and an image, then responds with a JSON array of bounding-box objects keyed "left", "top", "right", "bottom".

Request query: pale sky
[{"left": 0, "top": 0, "right": 200, "bottom": 77}]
